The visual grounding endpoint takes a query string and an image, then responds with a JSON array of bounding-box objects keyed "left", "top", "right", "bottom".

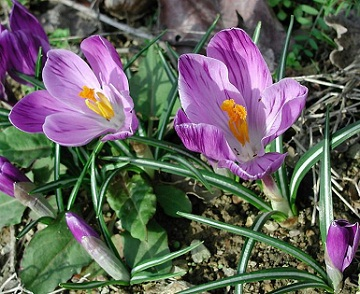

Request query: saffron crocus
[
  {"left": 174, "top": 28, "right": 308, "bottom": 180},
  {"left": 0, "top": 0, "right": 50, "bottom": 85},
  {"left": 0, "top": 156, "right": 30, "bottom": 197},
  {"left": 325, "top": 220, "right": 360, "bottom": 292},
  {"left": 65, "top": 212, "right": 130, "bottom": 281},
  {"left": 9, "top": 35, "right": 138, "bottom": 146}
]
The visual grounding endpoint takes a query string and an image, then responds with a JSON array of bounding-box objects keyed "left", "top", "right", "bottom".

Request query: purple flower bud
[
  {"left": 0, "top": 156, "right": 30, "bottom": 197},
  {"left": 65, "top": 212, "right": 100, "bottom": 243},
  {"left": 65, "top": 212, "right": 130, "bottom": 281},
  {"left": 325, "top": 220, "right": 360, "bottom": 291}
]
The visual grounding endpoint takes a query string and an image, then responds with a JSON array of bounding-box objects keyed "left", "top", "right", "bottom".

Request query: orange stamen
[{"left": 221, "top": 99, "right": 249, "bottom": 146}]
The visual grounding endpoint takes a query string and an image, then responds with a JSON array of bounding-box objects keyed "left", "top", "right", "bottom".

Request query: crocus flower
[
  {"left": 0, "top": 156, "right": 55, "bottom": 217},
  {"left": 325, "top": 219, "right": 360, "bottom": 292},
  {"left": 9, "top": 35, "right": 138, "bottom": 146},
  {"left": 65, "top": 212, "right": 130, "bottom": 281},
  {"left": 0, "top": 0, "right": 50, "bottom": 85},
  {"left": 174, "top": 28, "right": 308, "bottom": 180},
  {"left": 0, "top": 156, "right": 30, "bottom": 197}
]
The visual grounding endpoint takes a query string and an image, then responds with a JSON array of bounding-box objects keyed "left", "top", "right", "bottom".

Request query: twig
[{"left": 51, "top": 0, "right": 155, "bottom": 40}]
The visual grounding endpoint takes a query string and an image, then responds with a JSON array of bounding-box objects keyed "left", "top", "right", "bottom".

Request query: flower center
[
  {"left": 221, "top": 99, "right": 249, "bottom": 146},
  {"left": 79, "top": 86, "right": 115, "bottom": 120}
]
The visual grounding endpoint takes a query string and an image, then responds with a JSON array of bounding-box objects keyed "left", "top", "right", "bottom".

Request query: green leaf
[
  {"left": 129, "top": 44, "right": 179, "bottom": 121},
  {"left": 0, "top": 126, "right": 53, "bottom": 168},
  {"left": 319, "top": 107, "right": 333, "bottom": 245},
  {"left": 289, "top": 119, "right": 360, "bottom": 211},
  {"left": 123, "top": 219, "right": 171, "bottom": 273},
  {"left": 301, "top": 4, "right": 319, "bottom": 15},
  {"left": 20, "top": 214, "right": 92, "bottom": 294},
  {"left": 0, "top": 192, "right": 26, "bottom": 228},
  {"left": 106, "top": 174, "right": 156, "bottom": 241},
  {"left": 154, "top": 184, "right": 192, "bottom": 217}
]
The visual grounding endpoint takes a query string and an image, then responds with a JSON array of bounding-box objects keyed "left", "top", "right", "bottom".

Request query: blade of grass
[
  {"left": 268, "top": 281, "right": 333, "bottom": 294},
  {"left": 235, "top": 211, "right": 279, "bottom": 294},
  {"left": 123, "top": 30, "right": 167, "bottom": 71},
  {"left": 102, "top": 156, "right": 273, "bottom": 212},
  {"left": 60, "top": 280, "right": 130, "bottom": 289},
  {"left": 289, "top": 120, "right": 360, "bottom": 211},
  {"left": 130, "top": 271, "right": 186, "bottom": 285},
  {"left": 270, "top": 15, "right": 295, "bottom": 208},
  {"left": 178, "top": 268, "right": 328, "bottom": 294},
  {"left": 131, "top": 241, "right": 203, "bottom": 275},
  {"left": 66, "top": 141, "right": 104, "bottom": 210},
  {"left": 177, "top": 212, "right": 328, "bottom": 280},
  {"left": 54, "top": 143, "right": 64, "bottom": 212},
  {"left": 252, "top": 21, "right": 262, "bottom": 44},
  {"left": 319, "top": 107, "right": 333, "bottom": 245},
  {"left": 193, "top": 14, "right": 220, "bottom": 53}
]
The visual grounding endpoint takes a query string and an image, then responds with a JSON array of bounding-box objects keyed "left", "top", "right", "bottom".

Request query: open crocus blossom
[
  {"left": 0, "top": 156, "right": 30, "bottom": 197},
  {"left": 9, "top": 35, "right": 138, "bottom": 146},
  {"left": 174, "top": 28, "right": 308, "bottom": 180},
  {"left": 325, "top": 220, "right": 360, "bottom": 292},
  {"left": 0, "top": 0, "right": 50, "bottom": 85},
  {"left": 65, "top": 212, "right": 130, "bottom": 281}
]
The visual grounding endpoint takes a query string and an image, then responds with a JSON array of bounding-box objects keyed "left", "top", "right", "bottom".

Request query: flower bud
[
  {"left": 325, "top": 219, "right": 360, "bottom": 292},
  {"left": 65, "top": 212, "right": 130, "bottom": 281},
  {"left": 0, "top": 156, "right": 29, "bottom": 197}
]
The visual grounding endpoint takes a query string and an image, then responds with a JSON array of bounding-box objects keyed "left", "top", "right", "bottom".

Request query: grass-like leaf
[
  {"left": 319, "top": 107, "right": 333, "bottom": 245},
  {"left": 270, "top": 15, "right": 295, "bottom": 208},
  {"left": 268, "top": 281, "right": 333, "bottom": 294},
  {"left": 60, "top": 280, "right": 130, "bottom": 290},
  {"left": 177, "top": 212, "right": 328, "bottom": 280},
  {"left": 178, "top": 267, "right": 328, "bottom": 294},
  {"left": 130, "top": 270, "right": 186, "bottom": 285},
  {"left": 235, "top": 211, "right": 279, "bottom": 294},
  {"left": 193, "top": 14, "right": 220, "bottom": 54},
  {"left": 289, "top": 120, "right": 360, "bottom": 211},
  {"left": 102, "top": 156, "right": 272, "bottom": 212},
  {"left": 131, "top": 240, "right": 202, "bottom": 275}
]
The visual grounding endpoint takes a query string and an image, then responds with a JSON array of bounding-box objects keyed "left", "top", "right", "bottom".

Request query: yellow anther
[
  {"left": 79, "top": 86, "right": 115, "bottom": 120},
  {"left": 221, "top": 99, "right": 249, "bottom": 146}
]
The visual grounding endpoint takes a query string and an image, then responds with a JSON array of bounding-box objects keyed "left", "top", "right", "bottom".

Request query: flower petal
[
  {"left": 10, "top": 0, "right": 48, "bottom": 42},
  {"left": 9, "top": 90, "right": 73, "bottom": 133},
  {"left": 261, "top": 78, "right": 308, "bottom": 146},
  {"left": 326, "top": 221, "right": 351, "bottom": 271},
  {"left": 43, "top": 49, "right": 100, "bottom": 111},
  {"left": 65, "top": 212, "right": 99, "bottom": 243},
  {"left": 207, "top": 28, "right": 272, "bottom": 104},
  {"left": 43, "top": 112, "right": 111, "bottom": 146},
  {"left": 3, "top": 30, "right": 50, "bottom": 84},
  {"left": 81, "top": 35, "right": 129, "bottom": 91},
  {"left": 174, "top": 110, "right": 237, "bottom": 162},
  {"left": 218, "top": 152, "right": 287, "bottom": 181},
  {"left": 178, "top": 53, "right": 245, "bottom": 131}
]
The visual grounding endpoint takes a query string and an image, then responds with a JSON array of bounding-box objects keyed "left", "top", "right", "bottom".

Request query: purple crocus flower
[
  {"left": 174, "top": 28, "right": 308, "bottom": 180},
  {"left": 66, "top": 212, "right": 130, "bottom": 281},
  {"left": 9, "top": 35, "right": 138, "bottom": 146},
  {"left": 0, "top": 156, "right": 30, "bottom": 197},
  {"left": 0, "top": 0, "right": 50, "bottom": 85},
  {"left": 325, "top": 219, "right": 360, "bottom": 291}
]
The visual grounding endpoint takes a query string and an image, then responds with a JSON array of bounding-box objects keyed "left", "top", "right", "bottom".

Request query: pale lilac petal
[
  {"left": 218, "top": 152, "right": 287, "bottom": 181},
  {"left": 43, "top": 112, "right": 111, "bottom": 146},
  {"left": 10, "top": 0, "right": 48, "bottom": 42},
  {"left": 261, "top": 78, "right": 308, "bottom": 146},
  {"left": 102, "top": 110, "right": 138, "bottom": 141},
  {"left": 81, "top": 35, "right": 128, "bottom": 91},
  {"left": 207, "top": 28, "right": 272, "bottom": 105},
  {"left": 174, "top": 110, "right": 237, "bottom": 162},
  {"left": 43, "top": 49, "right": 100, "bottom": 111},
  {"left": 9, "top": 90, "right": 74, "bottom": 133},
  {"left": 178, "top": 53, "right": 245, "bottom": 132}
]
